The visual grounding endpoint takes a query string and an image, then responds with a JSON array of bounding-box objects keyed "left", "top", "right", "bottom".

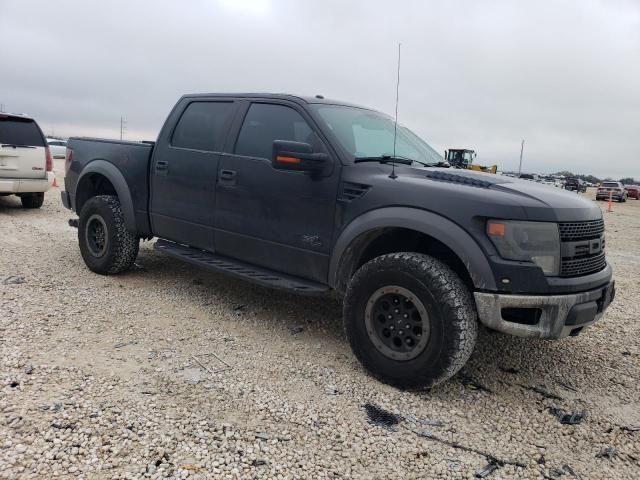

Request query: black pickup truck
[{"left": 62, "top": 93, "right": 615, "bottom": 389}]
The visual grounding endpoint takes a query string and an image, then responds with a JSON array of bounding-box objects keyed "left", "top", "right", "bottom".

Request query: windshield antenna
[{"left": 390, "top": 43, "right": 401, "bottom": 180}]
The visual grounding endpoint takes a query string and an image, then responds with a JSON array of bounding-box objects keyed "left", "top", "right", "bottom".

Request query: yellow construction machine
[{"left": 444, "top": 149, "right": 497, "bottom": 174}]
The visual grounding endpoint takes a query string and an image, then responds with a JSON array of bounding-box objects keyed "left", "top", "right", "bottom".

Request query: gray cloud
[{"left": 1, "top": 0, "right": 638, "bottom": 178}]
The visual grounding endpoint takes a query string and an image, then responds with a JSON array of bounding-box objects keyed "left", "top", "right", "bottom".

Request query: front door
[
  {"left": 214, "top": 102, "right": 340, "bottom": 282},
  {"left": 150, "top": 100, "right": 236, "bottom": 250}
]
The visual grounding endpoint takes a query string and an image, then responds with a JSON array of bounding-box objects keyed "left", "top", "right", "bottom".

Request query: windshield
[{"left": 312, "top": 105, "right": 443, "bottom": 165}]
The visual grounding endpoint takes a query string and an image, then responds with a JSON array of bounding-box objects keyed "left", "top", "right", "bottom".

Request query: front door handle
[{"left": 219, "top": 169, "right": 237, "bottom": 185}]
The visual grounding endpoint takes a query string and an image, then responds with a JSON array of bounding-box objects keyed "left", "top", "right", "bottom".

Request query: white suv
[{"left": 0, "top": 113, "right": 55, "bottom": 208}]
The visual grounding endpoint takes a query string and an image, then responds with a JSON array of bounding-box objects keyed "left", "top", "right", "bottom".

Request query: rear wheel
[
  {"left": 78, "top": 195, "right": 139, "bottom": 275},
  {"left": 20, "top": 193, "right": 44, "bottom": 209},
  {"left": 343, "top": 253, "right": 478, "bottom": 389}
]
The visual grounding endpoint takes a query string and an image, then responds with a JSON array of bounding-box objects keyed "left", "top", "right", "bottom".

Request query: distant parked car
[
  {"left": 596, "top": 182, "right": 627, "bottom": 202},
  {"left": 0, "top": 112, "right": 54, "bottom": 208},
  {"left": 46, "top": 138, "right": 67, "bottom": 159},
  {"left": 564, "top": 177, "right": 587, "bottom": 193},
  {"left": 624, "top": 185, "right": 640, "bottom": 200},
  {"left": 518, "top": 173, "right": 538, "bottom": 181}
]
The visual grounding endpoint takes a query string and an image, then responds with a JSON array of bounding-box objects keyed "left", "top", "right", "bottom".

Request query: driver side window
[{"left": 235, "top": 103, "right": 323, "bottom": 159}]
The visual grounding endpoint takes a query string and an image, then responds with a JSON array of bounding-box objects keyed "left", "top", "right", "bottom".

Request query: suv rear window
[
  {"left": 603, "top": 182, "right": 619, "bottom": 188},
  {"left": 0, "top": 116, "right": 45, "bottom": 147}
]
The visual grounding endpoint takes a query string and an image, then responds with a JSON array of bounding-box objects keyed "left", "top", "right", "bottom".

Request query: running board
[{"left": 154, "top": 239, "right": 328, "bottom": 295}]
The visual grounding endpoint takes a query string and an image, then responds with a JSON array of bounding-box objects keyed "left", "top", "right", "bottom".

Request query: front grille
[
  {"left": 561, "top": 252, "right": 606, "bottom": 278},
  {"left": 559, "top": 219, "right": 607, "bottom": 277},
  {"left": 559, "top": 219, "right": 604, "bottom": 241}
]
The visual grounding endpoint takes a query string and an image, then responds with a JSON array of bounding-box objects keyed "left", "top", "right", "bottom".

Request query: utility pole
[
  {"left": 0, "top": 103, "right": 4, "bottom": 113},
  {"left": 518, "top": 139, "right": 525, "bottom": 176},
  {"left": 120, "top": 117, "right": 127, "bottom": 140}
]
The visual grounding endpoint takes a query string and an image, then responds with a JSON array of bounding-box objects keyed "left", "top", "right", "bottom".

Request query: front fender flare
[
  {"left": 329, "top": 207, "right": 497, "bottom": 291},
  {"left": 76, "top": 159, "right": 136, "bottom": 232}
]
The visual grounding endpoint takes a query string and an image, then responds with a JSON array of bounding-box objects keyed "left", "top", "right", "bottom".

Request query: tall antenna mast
[
  {"left": 390, "top": 43, "right": 401, "bottom": 180},
  {"left": 518, "top": 139, "right": 525, "bottom": 176}
]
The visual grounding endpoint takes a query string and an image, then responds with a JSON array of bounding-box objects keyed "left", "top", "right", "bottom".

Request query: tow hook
[{"left": 68, "top": 218, "right": 79, "bottom": 228}]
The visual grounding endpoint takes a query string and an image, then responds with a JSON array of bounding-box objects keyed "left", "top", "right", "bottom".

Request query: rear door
[
  {"left": 0, "top": 115, "right": 47, "bottom": 179},
  {"left": 149, "top": 99, "right": 237, "bottom": 251}
]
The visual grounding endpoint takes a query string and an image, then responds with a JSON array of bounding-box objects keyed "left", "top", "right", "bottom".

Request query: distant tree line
[{"left": 552, "top": 171, "right": 637, "bottom": 185}]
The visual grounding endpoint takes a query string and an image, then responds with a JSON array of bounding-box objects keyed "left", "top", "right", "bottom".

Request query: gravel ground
[{"left": 1, "top": 169, "right": 639, "bottom": 479}]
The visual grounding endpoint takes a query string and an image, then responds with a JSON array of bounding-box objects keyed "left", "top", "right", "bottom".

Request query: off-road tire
[
  {"left": 20, "top": 193, "right": 44, "bottom": 209},
  {"left": 78, "top": 195, "right": 139, "bottom": 275},
  {"left": 344, "top": 253, "right": 478, "bottom": 389}
]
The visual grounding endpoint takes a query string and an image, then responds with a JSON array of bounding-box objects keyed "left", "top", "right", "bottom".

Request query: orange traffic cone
[
  {"left": 607, "top": 191, "right": 613, "bottom": 212},
  {"left": 52, "top": 172, "right": 59, "bottom": 188}
]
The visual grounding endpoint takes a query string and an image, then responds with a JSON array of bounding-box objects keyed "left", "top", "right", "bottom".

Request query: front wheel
[
  {"left": 78, "top": 195, "right": 139, "bottom": 275},
  {"left": 343, "top": 253, "right": 478, "bottom": 389}
]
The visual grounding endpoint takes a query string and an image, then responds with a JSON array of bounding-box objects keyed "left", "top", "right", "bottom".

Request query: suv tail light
[
  {"left": 45, "top": 146, "right": 53, "bottom": 172},
  {"left": 65, "top": 147, "right": 73, "bottom": 174}
]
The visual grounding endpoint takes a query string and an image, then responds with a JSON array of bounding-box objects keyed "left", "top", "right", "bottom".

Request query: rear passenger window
[
  {"left": 0, "top": 117, "right": 45, "bottom": 147},
  {"left": 171, "top": 102, "right": 234, "bottom": 152},
  {"left": 235, "top": 104, "right": 322, "bottom": 159}
]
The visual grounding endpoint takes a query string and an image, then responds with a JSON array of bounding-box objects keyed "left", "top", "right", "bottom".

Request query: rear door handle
[{"left": 219, "top": 169, "right": 237, "bottom": 185}]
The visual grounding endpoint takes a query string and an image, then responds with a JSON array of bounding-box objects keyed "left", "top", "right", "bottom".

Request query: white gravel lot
[{"left": 1, "top": 167, "right": 639, "bottom": 479}]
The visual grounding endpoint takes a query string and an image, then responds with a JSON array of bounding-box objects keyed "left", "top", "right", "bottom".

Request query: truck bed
[{"left": 65, "top": 137, "right": 154, "bottom": 236}]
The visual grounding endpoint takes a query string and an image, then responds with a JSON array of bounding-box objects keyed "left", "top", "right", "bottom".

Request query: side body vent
[
  {"left": 424, "top": 171, "right": 492, "bottom": 188},
  {"left": 338, "top": 182, "right": 370, "bottom": 202}
]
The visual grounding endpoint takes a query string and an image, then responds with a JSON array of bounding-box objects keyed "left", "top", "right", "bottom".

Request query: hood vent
[
  {"left": 425, "top": 171, "right": 492, "bottom": 188},
  {"left": 338, "top": 182, "right": 370, "bottom": 202}
]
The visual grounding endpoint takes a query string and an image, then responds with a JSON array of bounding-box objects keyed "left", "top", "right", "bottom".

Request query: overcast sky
[{"left": 1, "top": 0, "right": 638, "bottom": 178}]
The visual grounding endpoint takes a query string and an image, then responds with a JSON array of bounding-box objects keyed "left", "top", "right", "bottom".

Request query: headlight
[{"left": 487, "top": 220, "right": 560, "bottom": 276}]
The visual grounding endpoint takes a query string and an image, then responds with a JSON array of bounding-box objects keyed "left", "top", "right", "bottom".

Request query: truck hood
[{"left": 417, "top": 168, "right": 602, "bottom": 222}]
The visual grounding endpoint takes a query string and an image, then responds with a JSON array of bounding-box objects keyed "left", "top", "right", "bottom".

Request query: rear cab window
[
  {"left": 0, "top": 116, "right": 45, "bottom": 147},
  {"left": 171, "top": 101, "right": 235, "bottom": 152},
  {"left": 602, "top": 182, "right": 619, "bottom": 188}
]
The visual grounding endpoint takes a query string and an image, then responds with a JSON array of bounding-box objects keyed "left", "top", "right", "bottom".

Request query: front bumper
[{"left": 474, "top": 281, "right": 615, "bottom": 339}]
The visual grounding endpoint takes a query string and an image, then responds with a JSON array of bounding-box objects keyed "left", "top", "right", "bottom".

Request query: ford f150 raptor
[{"left": 61, "top": 93, "right": 615, "bottom": 389}]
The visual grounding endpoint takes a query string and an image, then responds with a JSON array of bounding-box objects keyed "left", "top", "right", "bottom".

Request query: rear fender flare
[
  {"left": 329, "top": 207, "right": 497, "bottom": 291},
  {"left": 76, "top": 159, "right": 136, "bottom": 232}
]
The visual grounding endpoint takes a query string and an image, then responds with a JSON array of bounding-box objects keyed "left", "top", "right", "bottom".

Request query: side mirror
[{"left": 272, "top": 140, "right": 328, "bottom": 174}]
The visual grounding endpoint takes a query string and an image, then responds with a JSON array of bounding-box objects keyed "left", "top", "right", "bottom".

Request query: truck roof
[{"left": 181, "top": 93, "right": 371, "bottom": 110}]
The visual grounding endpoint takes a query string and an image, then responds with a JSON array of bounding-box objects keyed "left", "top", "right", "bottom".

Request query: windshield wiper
[
  {"left": 354, "top": 155, "right": 415, "bottom": 166},
  {"left": 424, "top": 161, "right": 450, "bottom": 168}
]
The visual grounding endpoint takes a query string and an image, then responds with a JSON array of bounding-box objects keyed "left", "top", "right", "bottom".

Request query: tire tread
[{"left": 344, "top": 252, "right": 478, "bottom": 389}]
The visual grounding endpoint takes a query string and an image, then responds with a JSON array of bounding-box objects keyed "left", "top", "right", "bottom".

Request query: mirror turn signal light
[{"left": 276, "top": 155, "right": 301, "bottom": 165}]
